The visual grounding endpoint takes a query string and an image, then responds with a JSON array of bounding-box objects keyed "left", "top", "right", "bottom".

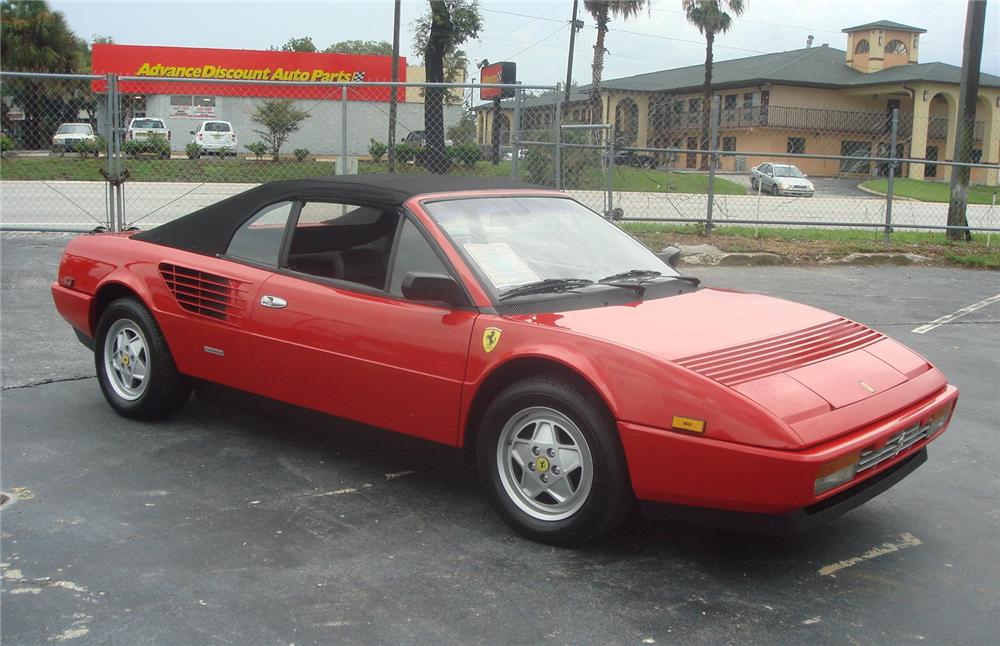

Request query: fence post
[
  {"left": 705, "top": 95, "right": 720, "bottom": 237},
  {"left": 107, "top": 73, "right": 124, "bottom": 232},
  {"left": 606, "top": 124, "right": 615, "bottom": 219},
  {"left": 511, "top": 84, "right": 522, "bottom": 179},
  {"left": 339, "top": 85, "right": 348, "bottom": 175},
  {"left": 103, "top": 73, "right": 116, "bottom": 231},
  {"left": 884, "top": 107, "right": 898, "bottom": 246},
  {"left": 554, "top": 89, "right": 562, "bottom": 190}
]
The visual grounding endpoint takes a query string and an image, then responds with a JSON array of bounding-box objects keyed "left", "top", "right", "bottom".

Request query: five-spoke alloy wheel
[
  {"left": 95, "top": 298, "right": 190, "bottom": 420},
  {"left": 477, "top": 375, "right": 633, "bottom": 545}
]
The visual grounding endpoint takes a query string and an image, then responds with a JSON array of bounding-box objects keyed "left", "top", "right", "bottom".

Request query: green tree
[
  {"left": 412, "top": 0, "right": 482, "bottom": 173},
  {"left": 249, "top": 99, "right": 311, "bottom": 161},
  {"left": 584, "top": 1, "right": 646, "bottom": 125},
  {"left": 0, "top": 0, "right": 83, "bottom": 149},
  {"left": 274, "top": 36, "right": 317, "bottom": 52},
  {"left": 324, "top": 40, "right": 393, "bottom": 56},
  {"left": 446, "top": 110, "right": 476, "bottom": 144},
  {"left": 683, "top": 0, "right": 744, "bottom": 169}
]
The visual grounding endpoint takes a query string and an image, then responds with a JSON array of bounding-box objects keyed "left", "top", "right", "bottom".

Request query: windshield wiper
[
  {"left": 597, "top": 270, "right": 701, "bottom": 296},
  {"left": 498, "top": 278, "right": 594, "bottom": 300},
  {"left": 598, "top": 269, "right": 664, "bottom": 283}
]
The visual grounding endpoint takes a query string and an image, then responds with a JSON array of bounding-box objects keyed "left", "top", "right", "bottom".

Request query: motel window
[
  {"left": 971, "top": 149, "right": 982, "bottom": 163},
  {"left": 722, "top": 137, "right": 736, "bottom": 152},
  {"left": 854, "top": 39, "right": 870, "bottom": 54},
  {"left": 786, "top": 137, "right": 805, "bottom": 155},
  {"left": 688, "top": 98, "right": 701, "bottom": 113},
  {"left": 885, "top": 39, "right": 908, "bottom": 56},
  {"left": 724, "top": 95, "right": 737, "bottom": 110},
  {"left": 840, "top": 141, "right": 871, "bottom": 173},
  {"left": 743, "top": 93, "right": 754, "bottom": 107}
]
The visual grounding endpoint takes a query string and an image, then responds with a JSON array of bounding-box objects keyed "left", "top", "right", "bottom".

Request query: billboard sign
[
  {"left": 90, "top": 44, "right": 407, "bottom": 101},
  {"left": 479, "top": 62, "right": 516, "bottom": 101}
]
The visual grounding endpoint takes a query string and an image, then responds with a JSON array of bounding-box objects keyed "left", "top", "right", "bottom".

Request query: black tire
[
  {"left": 750, "top": 177, "right": 757, "bottom": 191},
  {"left": 771, "top": 183, "right": 780, "bottom": 196},
  {"left": 476, "top": 375, "right": 633, "bottom": 545},
  {"left": 94, "top": 298, "right": 190, "bottom": 420}
]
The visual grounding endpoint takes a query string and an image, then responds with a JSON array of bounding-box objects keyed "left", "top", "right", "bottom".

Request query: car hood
[{"left": 507, "top": 288, "right": 931, "bottom": 440}]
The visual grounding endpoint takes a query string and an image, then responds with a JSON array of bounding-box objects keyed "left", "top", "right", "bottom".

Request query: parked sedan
[
  {"left": 52, "top": 123, "right": 97, "bottom": 153},
  {"left": 191, "top": 120, "right": 237, "bottom": 155},
  {"left": 750, "top": 162, "right": 815, "bottom": 196},
  {"left": 51, "top": 175, "right": 956, "bottom": 544}
]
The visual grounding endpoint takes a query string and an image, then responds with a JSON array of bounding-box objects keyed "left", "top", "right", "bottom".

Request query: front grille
[
  {"left": 159, "top": 263, "right": 248, "bottom": 325},
  {"left": 857, "top": 422, "right": 930, "bottom": 473},
  {"left": 676, "top": 318, "right": 883, "bottom": 386}
]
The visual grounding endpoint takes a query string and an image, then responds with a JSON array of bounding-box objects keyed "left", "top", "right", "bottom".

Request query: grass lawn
[
  {"left": 0, "top": 155, "right": 744, "bottom": 195},
  {"left": 862, "top": 177, "right": 1000, "bottom": 204},
  {"left": 621, "top": 222, "right": 1000, "bottom": 269}
]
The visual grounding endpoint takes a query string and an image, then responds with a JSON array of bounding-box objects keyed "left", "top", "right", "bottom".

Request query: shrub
[
  {"left": 75, "top": 138, "right": 99, "bottom": 158},
  {"left": 395, "top": 142, "right": 416, "bottom": 163},
  {"left": 447, "top": 143, "right": 482, "bottom": 169},
  {"left": 368, "top": 139, "right": 387, "bottom": 163},
  {"left": 293, "top": 148, "right": 310, "bottom": 162},
  {"left": 124, "top": 133, "right": 171, "bottom": 159},
  {"left": 186, "top": 143, "right": 202, "bottom": 160},
  {"left": 246, "top": 141, "right": 268, "bottom": 161},
  {"left": 0, "top": 134, "right": 13, "bottom": 155}
]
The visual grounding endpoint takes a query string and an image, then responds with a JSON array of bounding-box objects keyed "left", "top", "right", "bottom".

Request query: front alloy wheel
[
  {"left": 477, "top": 376, "right": 633, "bottom": 545},
  {"left": 496, "top": 407, "right": 594, "bottom": 522}
]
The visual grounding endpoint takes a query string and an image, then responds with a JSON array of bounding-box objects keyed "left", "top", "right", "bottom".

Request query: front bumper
[
  {"left": 619, "top": 383, "right": 957, "bottom": 518},
  {"left": 640, "top": 448, "right": 927, "bottom": 535},
  {"left": 776, "top": 186, "right": 814, "bottom": 196}
]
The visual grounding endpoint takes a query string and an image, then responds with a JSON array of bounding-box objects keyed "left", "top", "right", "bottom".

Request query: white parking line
[{"left": 911, "top": 293, "right": 1000, "bottom": 334}]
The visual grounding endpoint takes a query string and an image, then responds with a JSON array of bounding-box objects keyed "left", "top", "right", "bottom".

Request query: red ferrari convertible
[{"left": 51, "top": 175, "right": 957, "bottom": 544}]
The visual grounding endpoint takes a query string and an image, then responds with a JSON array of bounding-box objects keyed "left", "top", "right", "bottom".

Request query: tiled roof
[{"left": 842, "top": 20, "right": 927, "bottom": 33}]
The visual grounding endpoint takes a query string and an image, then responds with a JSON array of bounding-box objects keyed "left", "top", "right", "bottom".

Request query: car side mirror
[
  {"left": 656, "top": 246, "right": 681, "bottom": 269},
  {"left": 189, "top": 130, "right": 196, "bottom": 135},
  {"left": 401, "top": 272, "right": 465, "bottom": 306}
]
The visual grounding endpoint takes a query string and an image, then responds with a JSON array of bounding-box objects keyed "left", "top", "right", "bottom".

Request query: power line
[{"left": 501, "top": 22, "right": 569, "bottom": 61}]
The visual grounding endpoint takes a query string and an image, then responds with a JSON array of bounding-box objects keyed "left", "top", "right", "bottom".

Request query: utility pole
[
  {"left": 946, "top": 0, "right": 986, "bottom": 241},
  {"left": 388, "top": 0, "right": 401, "bottom": 172},
  {"left": 565, "top": 0, "right": 581, "bottom": 103}
]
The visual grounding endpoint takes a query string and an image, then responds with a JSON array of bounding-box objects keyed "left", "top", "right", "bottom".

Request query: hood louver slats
[
  {"left": 676, "top": 318, "right": 884, "bottom": 386},
  {"left": 159, "top": 263, "right": 248, "bottom": 325}
]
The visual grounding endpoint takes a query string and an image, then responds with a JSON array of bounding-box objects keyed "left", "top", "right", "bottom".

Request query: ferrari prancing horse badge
[{"left": 483, "top": 327, "right": 502, "bottom": 353}]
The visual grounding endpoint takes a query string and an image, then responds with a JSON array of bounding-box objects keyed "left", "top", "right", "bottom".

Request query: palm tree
[
  {"left": 584, "top": 0, "right": 646, "bottom": 126},
  {"left": 1, "top": 0, "right": 81, "bottom": 149},
  {"left": 683, "top": 0, "right": 744, "bottom": 169}
]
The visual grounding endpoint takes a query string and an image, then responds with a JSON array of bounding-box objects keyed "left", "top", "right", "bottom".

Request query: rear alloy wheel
[
  {"left": 477, "top": 376, "right": 632, "bottom": 545},
  {"left": 95, "top": 298, "right": 190, "bottom": 420}
]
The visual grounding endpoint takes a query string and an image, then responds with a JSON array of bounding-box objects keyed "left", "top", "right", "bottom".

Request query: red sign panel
[
  {"left": 91, "top": 44, "right": 407, "bottom": 101},
  {"left": 480, "top": 62, "right": 516, "bottom": 100}
]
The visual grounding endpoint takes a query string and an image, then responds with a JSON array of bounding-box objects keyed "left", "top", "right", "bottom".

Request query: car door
[
  {"left": 155, "top": 200, "right": 296, "bottom": 393},
  {"left": 759, "top": 164, "right": 773, "bottom": 191},
  {"left": 246, "top": 201, "right": 478, "bottom": 446}
]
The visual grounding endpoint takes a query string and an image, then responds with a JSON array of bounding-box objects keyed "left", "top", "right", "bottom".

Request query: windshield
[
  {"left": 424, "top": 196, "right": 675, "bottom": 297},
  {"left": 57, "top": 124, "right": 92, "bottom": 135},
  {"left": 773, "top": 165, "right": 805, "bottom": 178},
  {"left": 132, "top": 119, "right": 164, "bottom": 129},
  {"left": 204, "top": 122, "right": 231, "bottom": 132}
]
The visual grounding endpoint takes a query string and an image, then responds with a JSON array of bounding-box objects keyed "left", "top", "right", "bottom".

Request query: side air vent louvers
[
  {"left": 159, "top": 263, "right": 248, "bottom": 325},
  {"left": 676, "top": 318, "right": 884, "bottom": 386}
]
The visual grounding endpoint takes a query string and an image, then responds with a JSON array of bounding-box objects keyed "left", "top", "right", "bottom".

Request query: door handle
[{"left": 260, "top": 295, "right": 287, "bottom": 309}]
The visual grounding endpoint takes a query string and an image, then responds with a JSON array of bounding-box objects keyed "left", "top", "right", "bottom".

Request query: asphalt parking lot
[{"left": 2, "top": 233, "right": 998, "bottom": 645}]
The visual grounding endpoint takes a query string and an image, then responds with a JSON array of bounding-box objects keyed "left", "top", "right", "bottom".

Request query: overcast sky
[{"left": 52, "top": 0, "right": 1000, "bottom": 85}]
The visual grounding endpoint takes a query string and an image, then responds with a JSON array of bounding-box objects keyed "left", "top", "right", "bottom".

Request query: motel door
[{"left": 686, "top": 137, "right": 698, "bottom": 168}]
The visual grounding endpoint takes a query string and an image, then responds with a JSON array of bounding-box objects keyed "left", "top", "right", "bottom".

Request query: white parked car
[
  {"left": 750, "top": 163, "right": 815, "bottom": 197},
  {"left": 191, "top": 120, "right": 237, "bottom": 155},
  {"left": 126, "top": 118, "right": 170, "bottom": 144},
  {"left": 52, "top": 123, "right": 97, "bottom": 153}
]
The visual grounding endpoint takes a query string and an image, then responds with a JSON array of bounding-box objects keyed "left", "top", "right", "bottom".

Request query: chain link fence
[{"left": 2, "top": 72, "right": 998, "bottom": 239}]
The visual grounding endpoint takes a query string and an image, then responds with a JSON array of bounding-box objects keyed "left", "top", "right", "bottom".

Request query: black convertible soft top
[{"left": 131, "top": 173, "right": 545, "bottom": 257}]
